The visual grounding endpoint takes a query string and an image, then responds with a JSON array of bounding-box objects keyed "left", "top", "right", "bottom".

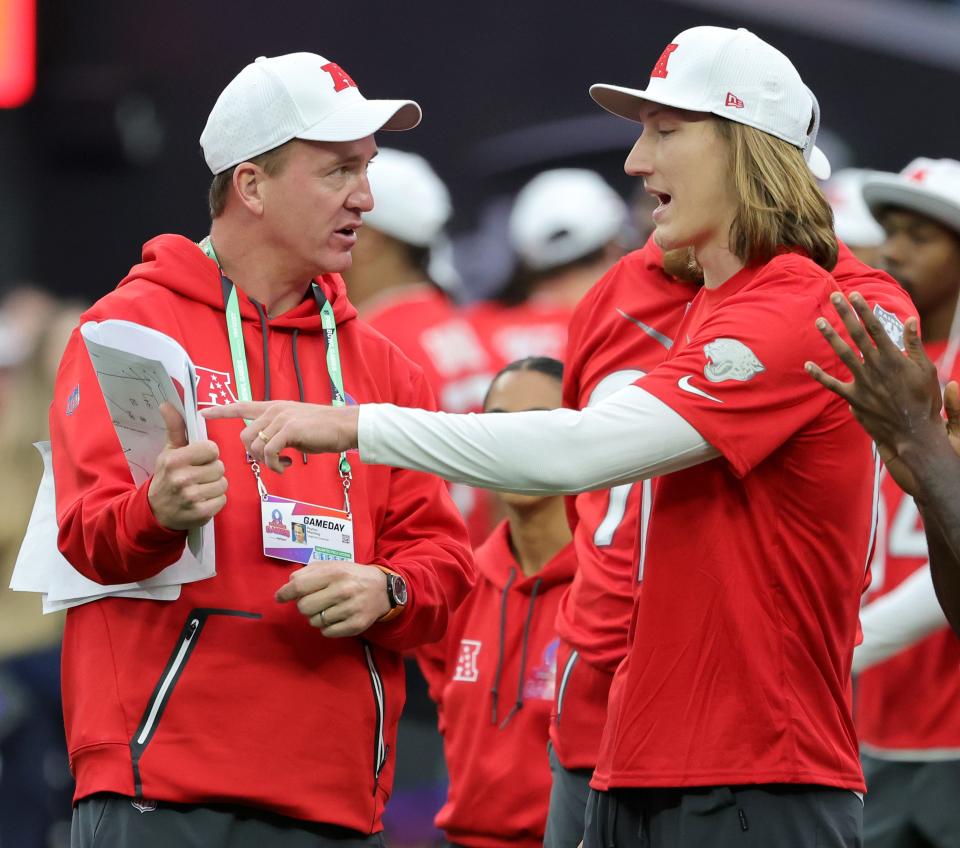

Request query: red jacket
[
  {"left": 50, "top": 235, "right": 474, "bottom": 832},
  {"left": 417, "top": 522, "right": 576, "bottom": 848}
]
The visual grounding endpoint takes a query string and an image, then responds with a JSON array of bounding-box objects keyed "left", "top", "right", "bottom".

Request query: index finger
[{"left": 201, "top": 401, "right": 272, "bottom": 421}]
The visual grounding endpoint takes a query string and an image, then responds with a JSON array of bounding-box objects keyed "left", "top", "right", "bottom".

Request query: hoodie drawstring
[
  {"left": 251, "top": 301, "right": 271, "bottom": 401},
  {"left": 291, "top": 329, "right": 308, "bottom": 465},
  {"left": 490, "top": 568, "right": 517, "bottom": 726},
  {"left": 499, "top": 577, "right": 542, "bottom": 730}
]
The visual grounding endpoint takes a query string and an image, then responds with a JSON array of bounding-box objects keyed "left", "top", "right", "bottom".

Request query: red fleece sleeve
[
  {"left": 364, "top": 365, "right": 475, "bottom": 652},
  {"left": 50, "top": 327, "right": 187, "bottom": 584}
]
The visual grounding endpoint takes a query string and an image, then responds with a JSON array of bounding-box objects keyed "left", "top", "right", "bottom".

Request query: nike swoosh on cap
[
  {"left": 677, "top": 375, "right": 723, "bottom": 403},
  {"left": 617, "top": 309, "right": 673, "bottom": 349}
]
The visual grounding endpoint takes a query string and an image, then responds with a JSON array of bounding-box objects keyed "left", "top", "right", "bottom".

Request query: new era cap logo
[
  {"left": 321, "top": 62, "right": 357, "bottom": 93},
  {"left": 908, "top": 168, "right": 928, "bottom": 183},
  {"left": 725, "top": 92, "right": 745, "bottom": 109}
]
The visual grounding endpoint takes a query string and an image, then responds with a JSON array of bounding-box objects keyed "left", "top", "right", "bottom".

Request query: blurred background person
[
  {"left": 0, "top": 290, "right": 86, "bottom": 848},
  {"left": 347, "top": 147, "right": 497, "bottom": 847},
  {"left": 852, "top": 157, "right": 960, "bottom": 848},
  {"left": 349, "top": 148, "right": 499, "bottom": 544},
  {"left": 823, "top": 168, "right": 887, "bottom": 268},
  {"left": 466, "top": 168, "right": 629, "bottom": 368},
  {"left": 545, "top": 238, "right": 701, "bottom": 848},
  {"left": 417, "top": 357, "right": 575, "bottom": 848}
]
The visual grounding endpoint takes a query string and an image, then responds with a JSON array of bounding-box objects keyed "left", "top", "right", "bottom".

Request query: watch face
[{"left": 390, "top": 574, "right": 408, "bottom": 607}]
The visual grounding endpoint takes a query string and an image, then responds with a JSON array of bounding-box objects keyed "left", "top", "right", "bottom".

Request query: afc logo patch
[
  {"left": 650, "top": 43, "right": 679, "bottom": 79},
  {"left": 321, "top": 62, "right": 358, "bottom": 93},
  {"left": 195, "top": 367, "right": 239, "bottom": 407},
  {"left": 453, "top": 639, "right": 482, "bottom": 682}
]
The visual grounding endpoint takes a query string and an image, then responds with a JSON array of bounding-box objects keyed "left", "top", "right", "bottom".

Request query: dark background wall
[{"left": 2, "top": 0, "right": 959, "bottom": 299}]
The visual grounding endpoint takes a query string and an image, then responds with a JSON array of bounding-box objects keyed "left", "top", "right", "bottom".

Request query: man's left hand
[{"left": 276, "top": 562, "right": 391, "bottom": 637}]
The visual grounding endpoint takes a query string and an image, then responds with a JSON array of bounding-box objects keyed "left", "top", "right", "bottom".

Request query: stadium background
[{"left": 2, "top": 0, "right": 960, "bottom": 845}]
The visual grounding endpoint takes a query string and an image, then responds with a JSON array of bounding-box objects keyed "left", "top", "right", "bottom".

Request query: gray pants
[
  {"left": 71, "top": 794, "right": 387, "bottom": 848},
  {"left": 862, "top": 753, "right": 960, "bottom": 848},
  {"left": 584, "top": 784, "right": 862, "bottom": 848},
  {"left": 544, "top": 740, "right": 593, "bottom": 848}
]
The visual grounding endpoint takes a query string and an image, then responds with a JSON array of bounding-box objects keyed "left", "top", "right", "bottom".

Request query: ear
[{"left": 232, "top": 162, "right": 266, "bottom": 216}]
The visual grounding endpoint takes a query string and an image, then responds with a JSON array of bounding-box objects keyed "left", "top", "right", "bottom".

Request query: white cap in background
[
  {"left": 200, "top": 53, "right": 421, "bottom": 175},
  {"left": 822, "top": 169, "right": 885, "bottom": 248},
  {"left": 589, "top": 26, "right": 830, "bottom": 179},
  {"left": 862, "top": 158, "right": 960, "bottom": 236},
  {"left": 509, "top": 169, "right": 628, "bottom": 271},
  {"left": 365, "top": 148, "right": 453, "bottom": 247}
]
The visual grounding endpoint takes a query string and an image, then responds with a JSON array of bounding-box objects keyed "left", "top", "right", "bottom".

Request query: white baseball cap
[
  {"left": 823, "top": 169, "right": 885, "bottom": 248},
  {"left": 364, "top": 148, "right": 452, "bottom": 247},
  {"left": 862, "top": 158, "right": 960, "bottom": 237},
  {"left": 200, "top": 53, "right": 421, "bottom": 175},
  {"left": 590, "top": 26, "right": 831, "bottom": 180},
  {"left": 509, "top": 169, "right": 628, "bottom": 271}
]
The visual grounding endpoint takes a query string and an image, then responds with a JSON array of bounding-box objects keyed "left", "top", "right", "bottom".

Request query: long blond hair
[{"left": 717, "top": 119, "right": 838, "bottom": 271}]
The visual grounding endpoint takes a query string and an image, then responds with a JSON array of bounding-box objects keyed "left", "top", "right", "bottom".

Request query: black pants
[
  {"left": 544, "top": 740, "right": 594, "bottom": 848},
  {"left": 862, "top": 754, "right": 960, "bottom": 848},
  {"left": 584, "top": 784, "right": 862, "bottom": 848},
  {"left": 71, "top": 794, "right": 387, "bottom": 848}
]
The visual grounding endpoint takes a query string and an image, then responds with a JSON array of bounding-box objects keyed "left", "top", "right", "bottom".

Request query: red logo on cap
[
  {"left": 650, "top": 44, "right": 679, "bottom": 79},
  {"left": 321, "top": 62, "right": 358, "bottom": 93},
  {"left": 725, "top": 92, "right": 745, "bottom": 109},
  {"left": 908, "top": 168, "right": 928, "bottom": 183}
]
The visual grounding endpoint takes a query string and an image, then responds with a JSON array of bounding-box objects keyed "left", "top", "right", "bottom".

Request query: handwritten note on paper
[{"left": 81, "top": 339, "right": 185, "bottom": 487}]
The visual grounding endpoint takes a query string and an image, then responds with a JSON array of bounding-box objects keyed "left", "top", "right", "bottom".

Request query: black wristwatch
[{"left": 377, "top": 567, "right": 408, "bottom": 621}]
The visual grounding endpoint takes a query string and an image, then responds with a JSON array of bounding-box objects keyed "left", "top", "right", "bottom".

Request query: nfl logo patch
[
  {"left": 873, "top": 305, "right": 906, "bottom": 351},
  {"left": 65, "top": 384, "right": 80, "bottom": 415}
]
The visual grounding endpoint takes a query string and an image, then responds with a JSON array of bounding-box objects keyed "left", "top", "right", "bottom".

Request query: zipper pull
[{"left": 185, "top": 619, "right": 200, "bottom": 641}]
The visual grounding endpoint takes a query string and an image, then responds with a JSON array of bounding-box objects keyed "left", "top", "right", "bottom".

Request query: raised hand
[
  {"left": 804, "top": 292, "right": 959, "bottom": 496},
  {"left": 148, "top": 402, "right": 228, "bottom": 529},
  {"left": 201, "top": 400, "right": 360, "bottom": 473}
]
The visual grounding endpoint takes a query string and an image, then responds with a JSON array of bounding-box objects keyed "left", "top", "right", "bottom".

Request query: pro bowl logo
[
  {"left": 523, "top": 638, "right": 559, "bottom": 701},
  {"left": 703, "top": 338, "right": 765, "bottom": 383},
  {"left": 264, "top": 508, "right": 289, "bottom": 538}
]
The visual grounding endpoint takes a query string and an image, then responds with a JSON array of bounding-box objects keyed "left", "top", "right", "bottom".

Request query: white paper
[{"left": 9, "top": 320, "right": 218, "bottom": 612}]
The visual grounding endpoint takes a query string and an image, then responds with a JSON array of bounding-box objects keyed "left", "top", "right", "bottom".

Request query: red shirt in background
[
  {"left": 855, "top": 338, "right": 960, "bottom": 757},
  {"left": 466, "top": 299, "right": 573, "bottom": 370},
  {"left": 365, "top": 285, "right": 498, "bottom": 544},
  {"left": 552, "top": 240, "right": 699, "bottom": 769}
]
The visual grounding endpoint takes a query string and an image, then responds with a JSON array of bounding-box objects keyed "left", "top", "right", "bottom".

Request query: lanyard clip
[{"left": 250, "top": 460, "right": 269, "bottom": 501}]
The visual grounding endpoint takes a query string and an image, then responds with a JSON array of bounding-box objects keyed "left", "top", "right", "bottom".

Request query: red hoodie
[
  {"left": 49, "top": 235, "right": 474, "bottom": 832},
  {"left": 417, "top": 521, "right": 576, "bottom": 848}
]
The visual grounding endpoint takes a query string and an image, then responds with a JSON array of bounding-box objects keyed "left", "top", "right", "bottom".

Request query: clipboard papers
[{"left": 9, "top": 320, "right": 217, "bottom": 612}]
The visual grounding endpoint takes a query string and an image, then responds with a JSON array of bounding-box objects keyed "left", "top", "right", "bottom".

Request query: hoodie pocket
[
  {"left": 555, "top": 649, "right": 579, "bottom": 727},
  {"left": 129, "top": 608, "right": 260, "bottom": 795}
]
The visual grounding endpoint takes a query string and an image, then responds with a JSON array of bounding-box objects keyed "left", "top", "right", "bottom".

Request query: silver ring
[{"left": 320, "top": 609, "right": 328, "bottom": 627}]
